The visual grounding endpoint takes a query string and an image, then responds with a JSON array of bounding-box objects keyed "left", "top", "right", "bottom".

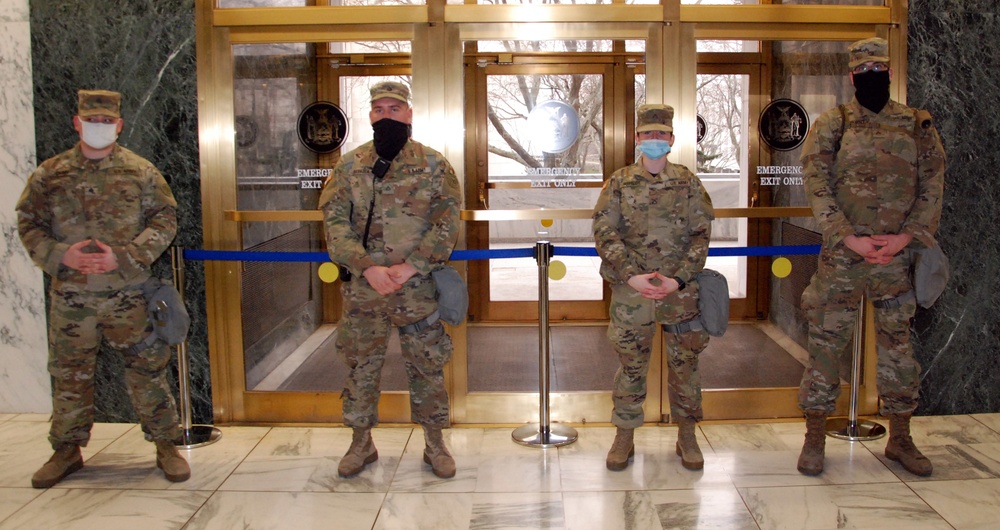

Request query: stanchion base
[
  {"left": 512, "top": 423, "right": 578, "bottom": 448},
  {"left": 177, "top": 425, "right": 223, "bottom": 449},
  {"left": 825, "top": 418, "right": 886, "bottom": 441}
]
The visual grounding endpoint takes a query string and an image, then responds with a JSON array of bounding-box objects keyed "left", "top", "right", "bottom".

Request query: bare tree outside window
[
  {"left": 484, "top": 41, "right": 607, "bottom": 178},
  {"left": 697, "top": 73, "right": 744, "bottom": 174}
]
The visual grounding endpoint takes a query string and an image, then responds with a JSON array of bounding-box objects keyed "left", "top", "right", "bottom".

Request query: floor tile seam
[
  {"left": 0, "top": 486, "right": 45, "bottom": 528},
  {"left": 969, "top": 413, "right": 1000, "bottom": 437},
  {"left": 82, "top": 423, "right": 145, "bottom": 459},
  {"left": 215, "top": 486, "right": 393, "bottom": 494},
  {"left": 559, "top": 485, "right": 722, "bottom": 494},
  {"left": 729, "top": 482, "right": 763, "bottom": 529},
  {"left": 852, "top": 435, "right": 921, "bottom": 482},
  {"left": 736, "top": 478, "right": 907, "bottom": 491},
  {"left": 903, "top": 475, "right": 1000, "bottom": 486},
  {"left": 382, "top": 428, "right": 417, "bottom": 491},
  {"left": 0, "top": 487, "right": 217, "bottom": 529},
  {"left": 211, "top": 425, "right": 275, "bottom": 492},
  {"left": 51, "top": 484, "right": 221, "bottom": 492},
  {"left": 880, "top": 477, "right": 963, "bottom": 528},
  {"left": 174, "top": 487, "right": 219, "bottom": 530},
  {"left": 6, "top": 415, "right": 51, "bottom": 422}
]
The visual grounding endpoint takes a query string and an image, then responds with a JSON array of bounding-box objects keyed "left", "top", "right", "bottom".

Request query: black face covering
[
  {"left": 372, "top": 118, "right": 410, "bottom": 161},
  {"left": 853, "top": 70, "right": 891, "bottom": 114}
]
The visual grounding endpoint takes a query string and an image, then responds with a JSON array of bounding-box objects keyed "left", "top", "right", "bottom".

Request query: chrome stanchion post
[
  {"left": 512, "top": 241, "right": 578, "bottom": 448},
  {"left": 827, "top": 293, "right": 886, "bottom": 441},
  {"left": 171, "top": 247, "right": 222, "bottom": 449}
]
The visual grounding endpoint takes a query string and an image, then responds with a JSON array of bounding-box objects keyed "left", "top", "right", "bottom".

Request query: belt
[
  {"left": 663, "top": 317, "right": 704, "bottom": 335},
  {"left": 871, "top": 290, "right": 916, "bottom": 309},
  {"left": 398, "top": 310, "right": 440, "bottom": 335}
]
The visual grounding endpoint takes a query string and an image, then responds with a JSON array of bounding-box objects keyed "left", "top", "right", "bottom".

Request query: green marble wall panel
[
  {"left": 908, "top": 0, "right": 1000, "bottom": 415},
  {"left": 29, "top": 0, "right": 210, "bottom": 424}
]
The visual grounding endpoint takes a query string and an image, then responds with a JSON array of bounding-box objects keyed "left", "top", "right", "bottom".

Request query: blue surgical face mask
[{"left": 637, "top": 139, "right": 671, "bottom": 160}]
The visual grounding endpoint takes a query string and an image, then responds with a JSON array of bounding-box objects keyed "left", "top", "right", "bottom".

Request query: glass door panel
[
  {"left": 697, "top": 71, "right": 751, "bottom": 302},
  {"left": 459, "top": 53, "right": 636, "bottom": 424},
  {"left": 472, "top": 63, "right": 613, "bottom": 322},
  {"left": 486, "top": 70, "right": 604, "bottom": 305},
  {"left": 233, "top": 51, "right": 419, "bottom": 423}
]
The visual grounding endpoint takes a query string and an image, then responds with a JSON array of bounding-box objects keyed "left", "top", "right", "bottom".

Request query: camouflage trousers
[
  {"left": 338, "top": 273, "right": 452, "bottom": 429},
  {"left": 799, "top": 246, "right": 920, "bottom": 415},
  {"left": 607, "top": 283, "right": 710, "bottom": 428},
  {"left": 47, "top": 285, "right": 181, "bottom": 449}
]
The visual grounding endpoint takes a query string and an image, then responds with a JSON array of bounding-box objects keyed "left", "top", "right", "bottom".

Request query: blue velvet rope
[{"left": 183, "top": 245, "right": 819, "bottom": 263}]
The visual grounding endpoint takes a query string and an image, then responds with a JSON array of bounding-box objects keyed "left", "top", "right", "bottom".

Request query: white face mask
[{"left": 80, "top": 121, "right": 119, "bottom": 150}]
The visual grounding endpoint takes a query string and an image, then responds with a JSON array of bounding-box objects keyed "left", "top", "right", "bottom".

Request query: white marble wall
[{"left": 0, "top": 0, "right": 51, "bottom": 413}]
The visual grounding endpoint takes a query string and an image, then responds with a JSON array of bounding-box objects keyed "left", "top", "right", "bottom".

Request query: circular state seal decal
[
  {"left": 526, "top": 100, "right": 580, "bottom": 154},
  {"left": 759, "top": 98, "right": 809, "bottom": 151},
  {"left": 696, "top": 114, "right": 707, "bottom": 144},
  {"left": 297, "top": 101, "right": 349, "bottom": 154}
]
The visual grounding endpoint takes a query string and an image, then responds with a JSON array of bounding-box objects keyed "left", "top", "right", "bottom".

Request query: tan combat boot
[
  {"left": 338, "top": 427, "right": 378, "bottom": 477},
  {"left": 606, "top": 427, "right": 635, "bottom": 471},
  {"left": 155, "top": 440, "right": 191, "bottom": 482},
  {"left": 797, "top": 410, "right": 827, "bottom": 476},
  {"left": 31, "top": 444, "right": 84, "bottom": 488},
  {"left": 675, "top": 417, "right": 704, "bottom": 470},
  {"left": 885, "top": 412, "right": 933, "bottom": 476},
  {"left": 423, "top": 426, "right": 456, "bottom": 479}
]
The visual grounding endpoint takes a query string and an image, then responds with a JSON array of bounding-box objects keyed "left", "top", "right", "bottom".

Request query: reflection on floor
[
  {"left": 701, "top": 322, "right": 807, "bottom": 389},
  {"left": 258, "top": 322, "right": 807, "bottom": 393},
  {"left": 4, "top": 412, "right": 1000, "bottom": 529}
]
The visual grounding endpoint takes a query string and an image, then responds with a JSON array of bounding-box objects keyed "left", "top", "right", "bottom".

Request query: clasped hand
[
  {"left": 62, "top": 239, "right": 118, "bottom": 275},
  {"left": 843, "top": 233, "right": 913, "bottom": 264},
  {"left": 627, "top": 272, "right": 681, "bottom": 300},
  {"left": 363, "top": 263, "right": 418, "bottom": 295}
]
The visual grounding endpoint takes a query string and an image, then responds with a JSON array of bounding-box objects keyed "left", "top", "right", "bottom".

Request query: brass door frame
[
  {"left": 696, "top": 59, "right": 766, "bottom": 321},
  {"left": 197, "top": 1, "right": 898, "bottom": 425},
  {"left": 465, "top": 58, "right": 630, "bottom": 323}
]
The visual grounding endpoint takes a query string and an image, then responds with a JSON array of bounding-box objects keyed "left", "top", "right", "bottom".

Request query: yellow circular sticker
[
  {"left": 772, "top": 257, "right": 792, "bottom": 278},
  {"left": 540, "top": 219, "right": 554, "bottom": 228},
  {"left": 318, "top": 262, "right": 340, "bottom": 283},
  {"left": 549, "top": 260, "right": 567, "bottom": 281}
]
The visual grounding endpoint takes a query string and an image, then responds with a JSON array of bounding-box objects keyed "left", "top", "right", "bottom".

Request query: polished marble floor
[{"left": 3, "top": 412, "right": 1000, "bottom": 529}]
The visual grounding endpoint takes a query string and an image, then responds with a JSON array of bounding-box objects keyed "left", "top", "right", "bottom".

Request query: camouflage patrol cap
[
  {"left": 370, "top": 81, "right": 410, "bottom": 104},
  {"left": 636, "top": 104, "right": 674, "bottom": 133},
  {"left": 78, "top": 89, "right": 121, "bottom": 118},
  {"left": 848, "top": 37, "right": 890, "bottom": 69}
]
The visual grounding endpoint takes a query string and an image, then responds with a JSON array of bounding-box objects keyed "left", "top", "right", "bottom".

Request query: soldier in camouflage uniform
[
  {"left": 593, "top": 104, "right": 715, "bottom": 472},
  {"left": 797, "top": 38, "right": 946, "bottom": 477},
  {"left": 320, "top": 81, "right": 462, "bottom": 479},
  {"left": 16, "top": 90, "right": 190, "bottom": 488}
]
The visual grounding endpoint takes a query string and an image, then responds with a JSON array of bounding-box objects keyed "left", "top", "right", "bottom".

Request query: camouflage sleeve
[
  {"left": 15, "top": 166, "right": 70, "bottom": 277},
  {"left": 592, "top": 174, "right": 642, "bottom": 283},
  {"left": 677, "top": 169, "right": 714, "bottom": 283},
  {"left": 901, "top": 122, "right": 946, "bottom": 248},
  {"left": 801, "top": 109, "right": 856, "bottom": 249},
  {"left": 320, "top": 157, "right": 377, "bottom": 277},
  {"left": 114, "top": 164, "right": 178, "bottom": 280},
  {"left": 404, "top": 155, "right": 462, "bottom": 275}
]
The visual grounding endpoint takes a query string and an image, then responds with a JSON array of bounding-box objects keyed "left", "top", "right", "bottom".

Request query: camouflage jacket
[
  {"left": 16, "top": 144, "right": 177, "bottom": 291},
  {"left": 592, "top": 160, "right": 714, "bottom": 286},
  {"left": 319, "top": 140, "right": 462, "bottom": 278},
  {"left": 800, "top": 98, "right": 946, "bottom": 250}
]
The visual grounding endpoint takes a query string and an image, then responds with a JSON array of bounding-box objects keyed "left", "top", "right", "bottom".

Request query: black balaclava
[
  {"left": 853, "top": 70, "right": 891, "bottom": 114},
  {"left": 372, "top": 118, "right": 410, "bottom": 160}
]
